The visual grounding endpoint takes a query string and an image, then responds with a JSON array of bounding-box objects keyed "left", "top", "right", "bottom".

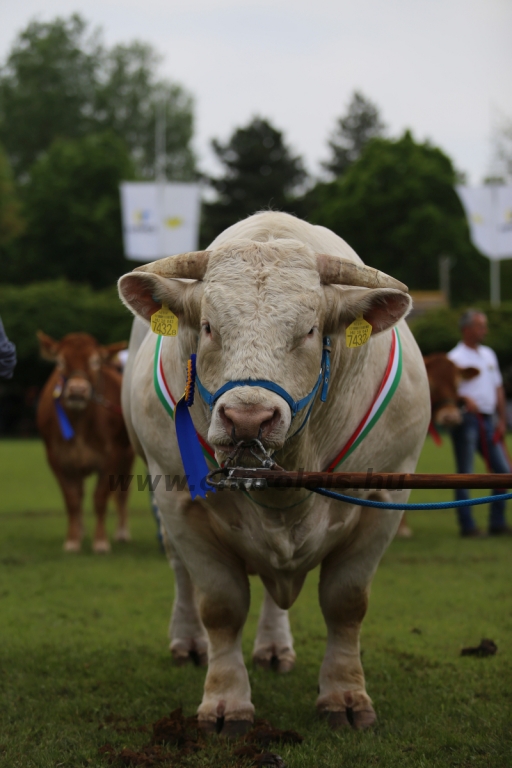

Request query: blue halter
[
  {"left": 195, "top": 337, "right": 331, "bottom": 418},
  {"left": 173, "top": 337, "right": 331, "bottom": 500}
]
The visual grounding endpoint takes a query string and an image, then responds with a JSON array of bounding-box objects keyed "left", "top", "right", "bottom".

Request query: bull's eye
[
  {"left": 202, "top": 322, "right": 211, "bottom": 335},
  {"left": 308, "top": 328, "right": 315, "bottom": 336}
]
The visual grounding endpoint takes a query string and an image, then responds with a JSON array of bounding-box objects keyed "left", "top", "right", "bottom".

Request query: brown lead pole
[{"left": 223, "top": 468, "right": 512, "bottom": 491}]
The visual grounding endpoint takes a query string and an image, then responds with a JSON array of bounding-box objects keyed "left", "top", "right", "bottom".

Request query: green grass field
[{"left": 1, "top": 438, "right": 511, "bottom": 767}]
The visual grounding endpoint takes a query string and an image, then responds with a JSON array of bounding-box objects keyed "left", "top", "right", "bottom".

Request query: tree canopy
[
  {"left": 0, "top": 143, "right": 23, "bottom": 248},
  {"left": 201, "top": 117, "right": 307, "bottom": 245},
  {"left": 4, "top": 132, "right": 135, "bottom": 288},
  {"left": 0, "top": 15, "right": 196, "bottom": 179},
  {"left": 323, "top": 91, "right": 386, "bottom": 178},
  {"left": 300, "top": 131, "right": 488, "bottom": 303}
]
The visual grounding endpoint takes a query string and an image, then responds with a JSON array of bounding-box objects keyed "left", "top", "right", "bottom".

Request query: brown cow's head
[
  {"left": 37, "top": 332, "right": 127, "bottom": 411},
  {"left": 423, "top": 353, "right": 479, "bottom": 427}
]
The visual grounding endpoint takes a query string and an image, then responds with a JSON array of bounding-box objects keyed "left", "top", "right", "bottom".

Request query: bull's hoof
[
  {"left": 253, "top": 650, "right": 296, "bottom": 674},
  {"left": 92, "top": 540, "right": 111, "bottom": 554},
  {"left": 321, "top": 710, "right": 351, "bottom": 729},
  {"left": 221, "top": 719, "right": 253, "bottom": 739},
  {"left": 172, "top": 648, "right": 208, "bottom": 667},
  {"left": 114, "top": 528, "right": 131, "bottom": 542},
  {"left": 170, "top": 642, "right": 208, "bottom": 667},
  {"left": 63, "top": 540, "right": 81, "bottom": 553},
  {"left": 351, "top": 707, "right": 377, "bottom": 730},
  {"left": 198, "top": 718, "right": 218, "bottom": 734}
]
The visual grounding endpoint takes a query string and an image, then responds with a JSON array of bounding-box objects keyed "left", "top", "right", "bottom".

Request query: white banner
[
  {"left": 120, "top": 182, "right": 201, "bottom": 261},
  {"left": 456, "top": 185, "right": 512, "bottom": 261}
]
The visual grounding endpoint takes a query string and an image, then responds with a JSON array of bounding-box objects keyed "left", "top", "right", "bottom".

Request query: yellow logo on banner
[
  {"left": 165, "top": 216, "right": 184, "bottom": 229},
  {"left": 151, "top": 304, "right": 179, "bottom": 336},
  {"left": 346, "top": 316, "right": 372, "bottom": 348}
]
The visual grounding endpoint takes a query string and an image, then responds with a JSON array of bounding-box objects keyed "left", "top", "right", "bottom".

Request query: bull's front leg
[
  {"left": 166, "top": 501, "right": 254, "bottom": 737},
  {"left": 317, "top": 502, "right": 400, "bottom": 730},
  {"left": 197, "top": 564, "right": 253, "bottom": 736}
]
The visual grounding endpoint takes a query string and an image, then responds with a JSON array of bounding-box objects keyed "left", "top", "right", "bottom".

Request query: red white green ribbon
[
  {"left": 326, "top": 327, "right": 402, "bottom": 471},
  {"left": 154, "top": 335, "right": 217, "bottom": 466}
]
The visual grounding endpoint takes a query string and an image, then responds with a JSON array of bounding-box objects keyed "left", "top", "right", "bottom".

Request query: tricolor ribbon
[{"left": 154, "top": 338, "right": 217, "bottom": 500}]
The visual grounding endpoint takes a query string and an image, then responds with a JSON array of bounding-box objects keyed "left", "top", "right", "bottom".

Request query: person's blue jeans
[{"left": 450, "top": 412, "right": 510, "bottom": 533}]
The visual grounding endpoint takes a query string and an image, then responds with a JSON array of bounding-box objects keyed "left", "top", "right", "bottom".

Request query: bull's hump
[{"left": 209, "top": 212, "right": 364, "bottom": 266}]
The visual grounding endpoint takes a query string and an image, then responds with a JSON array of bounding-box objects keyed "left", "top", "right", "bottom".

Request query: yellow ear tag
[
  {"left": 151, "top": 304, "right": 179, "bottom": 337},
  {"left": 346, "top": 316, "right": 372, "bottom": 348}
]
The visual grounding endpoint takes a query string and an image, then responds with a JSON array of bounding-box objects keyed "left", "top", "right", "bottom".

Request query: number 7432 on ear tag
[
  {"left": 151, "top": 304, "right": 179, "bottom": 336},
  {"left": 346, "top": 316, "right": 372, "bottom": 348}
]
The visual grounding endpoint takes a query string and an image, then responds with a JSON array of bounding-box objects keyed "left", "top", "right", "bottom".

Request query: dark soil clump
[{"left": 99, "top": 710, "right": 303, "bottom": 767}]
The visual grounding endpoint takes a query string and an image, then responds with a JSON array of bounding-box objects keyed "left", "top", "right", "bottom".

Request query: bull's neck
[{"left": 273, "top": 332, "right": 389, "bottom": 473}]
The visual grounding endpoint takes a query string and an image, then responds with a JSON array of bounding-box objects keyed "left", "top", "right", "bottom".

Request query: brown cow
[
  {"left": 424, "top": 353, "right": 479, "bottom": 427},
  {"left": 395, "top": 353, "right": 479, "bottom": 539},
  {"left": 37, "top": 332, "right": 134, "bottom": 553}
]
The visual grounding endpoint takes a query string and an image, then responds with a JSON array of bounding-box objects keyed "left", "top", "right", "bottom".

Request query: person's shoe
[
  {"left": 460, "top": 528, "right": 487, "bottom": 538},
  {"left": 488, "top": 526, "right": 512, "bottom": 536}
]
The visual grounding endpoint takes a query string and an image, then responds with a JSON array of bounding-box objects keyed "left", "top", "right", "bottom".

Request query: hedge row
[{"left": 0, "top": 280, "right": 135, "bottom": 388}]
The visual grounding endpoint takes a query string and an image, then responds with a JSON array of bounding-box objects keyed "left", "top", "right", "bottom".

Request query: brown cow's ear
[
  {"left": 324, "top": 286, "right": 411, "bottom": 336},
  {"left": 37, "top": 331, "right": 60, "bottom": 362},
  {"left": 118, "top": 272, "right": 203, "bottom": 329},
  {"left": 459, "top": 366, "right": 480, "bottom": 380},
  {"left": 100, "top": 341, "right": 128, "bottom": 362}
]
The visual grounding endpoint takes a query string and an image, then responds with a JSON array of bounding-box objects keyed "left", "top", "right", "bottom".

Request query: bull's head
[
  {"left": 38, "top": 332, "right": 126, "bottom": 410},
  {"left": 119, "top": 239, "right": 411, "bottom": 461}
]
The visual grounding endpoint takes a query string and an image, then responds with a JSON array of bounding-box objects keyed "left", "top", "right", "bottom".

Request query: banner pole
[
  {"left": 490, "top": 259, "right": 500, "bottom": 306},
  {"left": 155, "top": 96, "right": 166, "bottom": 259}
]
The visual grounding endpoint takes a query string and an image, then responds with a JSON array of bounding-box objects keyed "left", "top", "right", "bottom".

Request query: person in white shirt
[{"left": 447, "top": 309, "right": 510, "bottom": 537}]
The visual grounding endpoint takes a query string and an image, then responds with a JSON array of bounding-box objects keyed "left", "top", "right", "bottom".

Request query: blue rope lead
[{"left": 312, "top": 487, "right": 512, "bottom": 510}]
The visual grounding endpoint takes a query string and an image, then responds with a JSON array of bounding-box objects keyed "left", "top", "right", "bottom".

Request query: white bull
[{"left": 119, "top": 212, "right": 430, "bottom": 736}]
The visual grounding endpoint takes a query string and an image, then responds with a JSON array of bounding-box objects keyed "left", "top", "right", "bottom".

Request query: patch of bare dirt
[{"left": 99, "top": 709, "right": 303, "bottom": 767}]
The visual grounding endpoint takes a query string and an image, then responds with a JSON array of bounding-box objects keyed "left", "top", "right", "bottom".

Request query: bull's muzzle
[{"left": 219, "top": 404, "right": 280, "bottom": 442}]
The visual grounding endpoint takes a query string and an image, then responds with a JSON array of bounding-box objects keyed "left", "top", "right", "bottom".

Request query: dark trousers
[{"left": 450, "top": 413, "right": 510, "bottom": 533}]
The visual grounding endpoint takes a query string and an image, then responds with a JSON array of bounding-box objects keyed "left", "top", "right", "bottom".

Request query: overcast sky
[{"left": 1, "top": 0, "right": 511, "bottom": 184}]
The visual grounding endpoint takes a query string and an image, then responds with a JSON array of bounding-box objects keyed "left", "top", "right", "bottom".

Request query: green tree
[
  {"left": 0, "top": 143, "right": 23, "bottom": 247},
  {"left": 93, "top": 42, "right": 195, "bottom": 179},
  {"left": 323, "top": 91, "right": 386, "bottom": 178},
  {"left": 201, "top": 117, "right": 307, "bottom": 245},
  {"left": 5, "top": 132, "right": 135, "bottom": 288},
  {"left": 0, "top": 15, "right": 195, "bottom": 179},
  {"left": 299, "top": 131, "right": 488, "bottom": 304}
]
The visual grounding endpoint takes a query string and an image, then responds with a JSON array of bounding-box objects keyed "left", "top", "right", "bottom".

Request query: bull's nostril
[{"left": 218, "top": 406, "right": 234, "bottom": 432}]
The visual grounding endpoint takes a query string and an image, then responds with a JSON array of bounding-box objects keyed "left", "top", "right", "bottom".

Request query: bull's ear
[
  {"left": 458, "top": 366, "right": 480, "bottom": 380},
  {"left": 324, "top": 287, "right": 412, "bottom": 336},
  {"left": 100, "top": 341, "right": 128, "bottom": 362},
  {"left": 37, "top": 331, "right": 60, "bottom": 361},
  {"left": 118, "top": 272, "right": 203, "bottom": 328}
]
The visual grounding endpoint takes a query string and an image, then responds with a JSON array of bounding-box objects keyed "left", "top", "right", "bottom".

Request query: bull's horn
[
  {"left": 317, "top": 254, "right": 408, "bottom": 292},
  {"left": 133, "top": 250, "right": 211, "bottom": 280}
]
